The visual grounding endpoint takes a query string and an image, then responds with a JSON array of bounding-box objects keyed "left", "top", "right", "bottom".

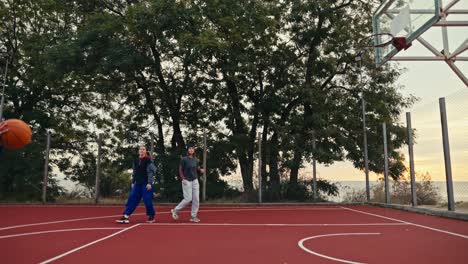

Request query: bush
[
  {"left": 284, "top": 183, "right": 309, "bottom": 201},
  {"left": 262, "top": 178, "right": 339, "bottom": 202},
  {"left": 415, "top": 173, "right": 441, "bottom": 205},
  {"left": 341, "top": 186, "right": 367, "bottom": 203},
  {"left": 341, "top": 173, "right": 441, "bottom": 205}
]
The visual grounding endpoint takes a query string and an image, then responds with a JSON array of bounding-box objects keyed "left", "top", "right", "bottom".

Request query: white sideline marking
[
  {"left": 140, "top": 223, "right": 407, "bottom": 227},
  {"left": 298, "top": 233, "right": 380, "bottom": 264},
  {"left": 0, "top": 205, "right": 124, "bottom": 208},
  {"left": 341, "top": 206, "right": 468, "bottom": 239},
  {"left": 0, "top": 228, "right": 124, "bottom": 239},
  {"left": 0, "top": 213, "right": 145, "bottom": 231},
  {"left": 39, "top": 224, "right": 140, "bottom": 264},
  {"left": 0, "top": 207, "right": 343, "bottom": 231}
]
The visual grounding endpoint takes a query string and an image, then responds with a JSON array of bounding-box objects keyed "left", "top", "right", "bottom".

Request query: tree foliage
[{"left": 0, "top": 0, "right": 414, "bottom": 202}]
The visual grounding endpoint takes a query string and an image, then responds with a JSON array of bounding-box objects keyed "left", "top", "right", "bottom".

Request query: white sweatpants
[{"left": 175, "top": 179, "right": 199, "bottom": 217}]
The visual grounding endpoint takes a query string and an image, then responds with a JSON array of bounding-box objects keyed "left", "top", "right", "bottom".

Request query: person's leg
[
  {"left": 123, "top": 184, "right": 143, "bottom": 216},
  {"left": 174, "top": 180, "right": 193, "bottom": 212},
  {"left": 117, "top": 184, "right": 143, "bottom": 223},
  {"left": 143, "top": 184, "right": 155, "bottom": 218},
  {"left": 191, "top": 179, "right": 200, "bottom": 219}
]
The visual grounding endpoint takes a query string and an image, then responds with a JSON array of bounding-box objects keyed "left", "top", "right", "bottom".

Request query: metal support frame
[{"left": 384, "top": 0, "right": 468, "bottom": 87}]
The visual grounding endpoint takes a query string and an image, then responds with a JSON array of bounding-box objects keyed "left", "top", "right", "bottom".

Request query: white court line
[
  {"left": 140, "top": 223, "right": 408, "bottom": 227},
  {"left": 0, "top": 213, "right": 145, "bottom": 231},
  {"left": 341, "top": 206, "right": 468, "bottom": 239},
  {"left": 0, "top": 205, "right": 341, "bottom": 209},
  {"left": 0, "top": 207, "right": 343, "bottom": 231},
  {"left": 0, "top": 205, "right": 124, "bottom": 208},
  {"left": 0, "top": 228, "right": 124, "bottom": 239},
  {"left": 196, "top": 208, "right": 343, "bottom": 213},
  {"left": 298, "top": 233, "right": 380, "bottom": 264},
  {"left": 39, "top": 224, "right": 141, "bottom": 264}
]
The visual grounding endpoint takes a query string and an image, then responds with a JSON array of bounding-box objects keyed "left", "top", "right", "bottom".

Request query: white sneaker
[
  {"left": 116, "top": 215, "right": 130, "bottom": 224},
  {"left": 171, "top": 209, "right": 179, "bottom": 220},
  {"left": 190, "top": 217, "right": 200, "bottom": 223}
]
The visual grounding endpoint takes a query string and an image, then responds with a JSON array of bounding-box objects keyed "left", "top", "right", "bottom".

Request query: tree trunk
[
  {"left": 224, "top": 71, "right": 253, "bottom": 192},
  {"left": 268, "top": 98, "right": 301, "bottom": 187},
  {"left": 137, "top": 76, "right": 166, "bottom": 153},
  {"left": 269, "top": 132, "right": 280, "bottom": 186},
  {"left": 289, "top": 146, "right": 302, "bottom": 185},
  {"left": 170, "top": 111, "right": 185, "bottom": 150}
]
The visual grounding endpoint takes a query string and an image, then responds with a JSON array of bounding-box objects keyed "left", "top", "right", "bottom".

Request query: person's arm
[
  {"left": 131, "top": 161, "right": 136, "bottom": 185},
  {"left": 196, "top": 159, "right": 204, "bottom": 174},
  {"left": 179, "top": 158, "right": 187, "bottom": 184},
  {"left": 197, "top": 166, "right": 204, "bottom": 174},
  {"left": 147, "top": 160, "right": 156, "bottom": 184}
]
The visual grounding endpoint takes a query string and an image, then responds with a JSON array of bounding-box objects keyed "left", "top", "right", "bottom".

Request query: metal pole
[
  {"left": 42, "top": 131, "right": 51, "bottom": 204},
  {"left": 383, "top": 123, "right": 390, "bottom": 204},
  {"left": 312, "top": 132, "right": 317, "bottom": 200},
  {"left": 439, "top": 0, "right": 450, "bottom": 56},
  {"left": 258, "top": 132, "right": 262, "bottom": 203},
  {"left": 202, "top": 132, "right": 207, "bottom": 202},
  {"left": 0, "top": 58, "right": 9, "bottom": 121},
  {"left": 150, "top": 136, "right": 154, "bottom": 158},
  {"left": 406, "top": 112, "right": 417, "bottom": 207},
  {"left": 362, "top": 97, "right": 370, "bottom": 201},
  {"left": 95, "top": 134, "right": 102, "bottom": 204},
  {"left": 439, "top": 98, "right": 455, "bottom": 211}
]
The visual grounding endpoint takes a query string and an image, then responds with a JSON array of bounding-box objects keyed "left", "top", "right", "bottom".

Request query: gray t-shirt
[{"left": 180, "top": 156, "right": 199, "bottom": 181}]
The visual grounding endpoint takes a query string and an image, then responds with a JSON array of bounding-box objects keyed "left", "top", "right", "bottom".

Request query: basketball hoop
[
  {"left": 358, "top": 33, "right": 394, "bottom": 50},
  {"left": 360, "top": 33, "right": 411, "bottom": 50},
  {"left": 356, "top": 33, "right": 411, "bottom": 62},
  {"left": 392, "top": 37, "right": 411, "bottom": 51}
]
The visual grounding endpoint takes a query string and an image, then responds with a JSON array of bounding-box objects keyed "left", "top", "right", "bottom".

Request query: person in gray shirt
[{"left": 171, "top": 143, "right": 204, "bottom": 222}]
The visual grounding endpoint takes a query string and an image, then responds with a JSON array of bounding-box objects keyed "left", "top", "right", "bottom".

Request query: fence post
[
  {"left": 0, "top": 57, "right": 9, "bottom": 121},
  {"left": 150, "top": 137, "right": 154, "bottom": 157},
  {"left": 362, "top": 97, "right": 370, "bottom": 201},
  {"left": 312, "top": 131, "right": 317, "bottom": 200},
  {"left": 42, "top": 131, "right": 51, "bottom": 204},
  {"left": 258, "top": 132, "right": 262, "bottom": 203},
  {"left": 202, "top": 132, "right": 207, "bottom": 202},
  {"left": 383, "top": 123, "right": 390, "bottom": 204},
  {"left": 406, "top": 112, "right": 417, "bottom": 207},
  {"left": 95, "top": 134, "right": 102, "bottom": 204},
  {"left": 439, "top": 98, "right": 455, "bottom": 211}
]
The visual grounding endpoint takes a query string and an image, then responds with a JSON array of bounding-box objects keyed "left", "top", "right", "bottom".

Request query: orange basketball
[{"left": 1, "top": 119, "right": 32, "bottom": 150}]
